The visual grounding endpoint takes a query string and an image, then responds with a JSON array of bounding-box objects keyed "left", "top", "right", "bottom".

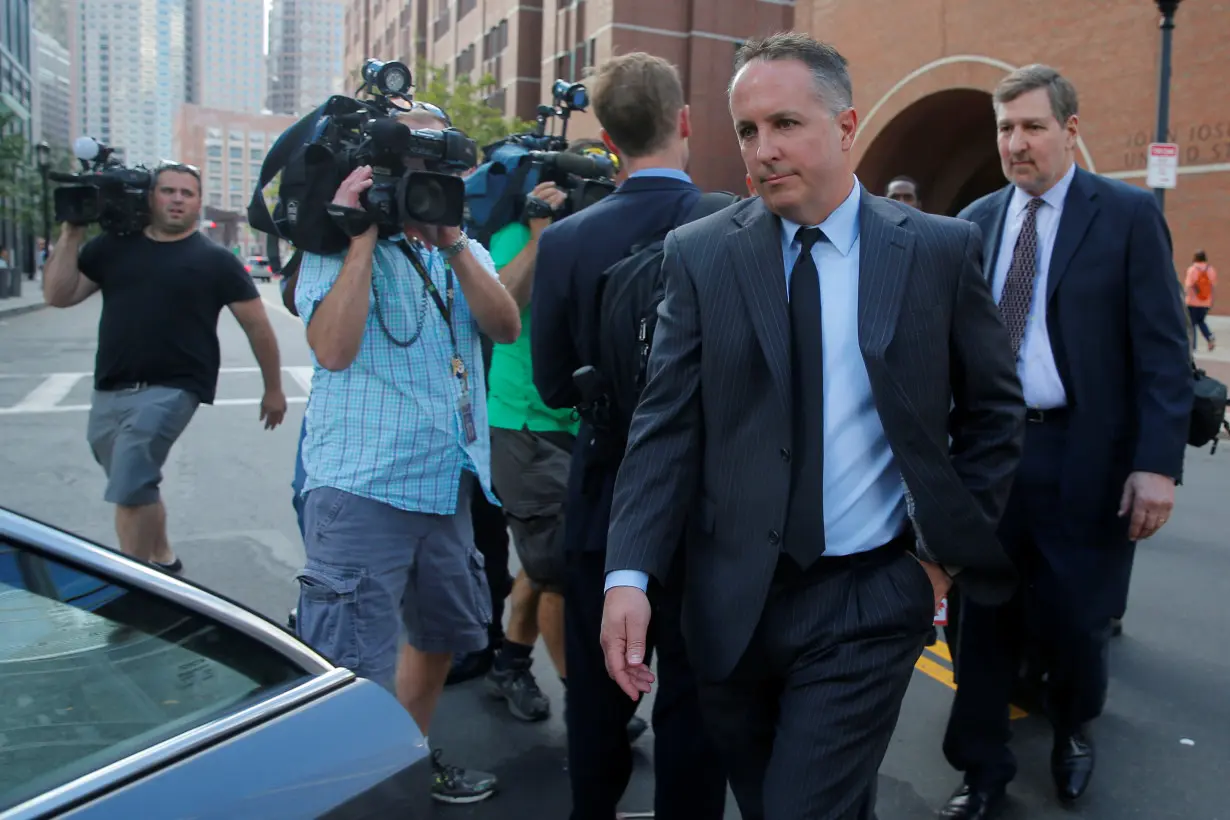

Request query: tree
[
  {"left": 0, "top": 110, "right": 77, "bottom": 238},
  {"left": 411, "top": 63, "right": 534, "bottom": 151}
]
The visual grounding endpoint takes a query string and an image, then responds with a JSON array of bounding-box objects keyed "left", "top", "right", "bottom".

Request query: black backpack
[
  {"left": 1189, "top": 363, "right": 1229, "bottom": 453},
  {"left": 592, "top": 191, "right": 739, "bottom": 435}
]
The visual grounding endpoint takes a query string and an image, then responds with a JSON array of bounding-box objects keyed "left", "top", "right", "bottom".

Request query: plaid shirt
[{"left": 296, "top": 237, "right": 501, "bottom": 514}]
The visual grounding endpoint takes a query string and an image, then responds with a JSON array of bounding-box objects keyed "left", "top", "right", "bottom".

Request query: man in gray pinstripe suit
[{"left": 600, "top": 33, "right": 1026, "bottom": 820}]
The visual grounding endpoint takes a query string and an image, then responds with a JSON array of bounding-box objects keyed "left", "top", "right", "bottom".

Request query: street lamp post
[
  {"left": 1152, "top": 0, "right": 1182, "bottom": 212},
  {"left": 35, "top": 141, "right": 51, "bottom": 271}
]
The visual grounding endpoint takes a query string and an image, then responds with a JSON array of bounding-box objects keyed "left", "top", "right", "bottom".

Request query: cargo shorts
[
  {"left": 86, "top": 385, "right": 200, "bottom": 507},
  {"left": 489, "top": 426, "right": 573, "bottom": 594},
  {"left": 294, "top": 474, "right": 493, "bottom": 692}
]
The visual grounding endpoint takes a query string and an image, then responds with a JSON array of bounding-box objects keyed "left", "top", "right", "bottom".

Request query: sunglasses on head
[
  {"left": 406, "top": 101, "right": 453, "bottom": 128},
  {"left": 154, "top": 160, "right": 202, "bottom": 180}
]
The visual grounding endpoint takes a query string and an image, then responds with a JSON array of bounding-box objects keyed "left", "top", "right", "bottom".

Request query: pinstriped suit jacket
[{"left": 606, "top": 189, "right": 1026, "bottom": 682}]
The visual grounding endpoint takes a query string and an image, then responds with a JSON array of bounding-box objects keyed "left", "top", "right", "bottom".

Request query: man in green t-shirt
[{"left": 483, "top": 180, "right": 572, "bottom": 722}]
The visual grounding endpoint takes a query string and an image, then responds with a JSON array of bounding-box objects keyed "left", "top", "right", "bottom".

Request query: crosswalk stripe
[
  {"left": 9, "top": 373, "right": 84, "bottom": 411},
  {"left": 0, "top": 366, "right": 316, "bottom": 415},
  {"left": 0, "top": 395, "right": 310, "bottom": 415},
  {"left": 286, "top": 366, "right": 314, "bottom": 394}
]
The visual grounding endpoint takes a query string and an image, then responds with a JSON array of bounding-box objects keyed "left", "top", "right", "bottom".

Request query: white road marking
[
  {"left": 9, "top": 373, "right": 84, "bottom": 412},
  {"left": 0, "top": 366, "right": 316, "bottom": 415},
  {"left": 285, "top": 366, "right": 314, "bottom": 394},
  {"left": 0, "top": 395, "right": 309, "bottom": 415}
]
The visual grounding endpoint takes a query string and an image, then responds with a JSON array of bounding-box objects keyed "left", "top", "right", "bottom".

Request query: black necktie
[
  {"left": 782, "top": 226, "right": 826, "bottom": 569},
  {"left": 998, "top": 197, "right": 1044, "bottom": 358}
]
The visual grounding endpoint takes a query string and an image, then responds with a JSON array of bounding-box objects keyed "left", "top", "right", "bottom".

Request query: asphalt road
[{"left": 1, "top": 288, "right": 1228, "bottom": 819}]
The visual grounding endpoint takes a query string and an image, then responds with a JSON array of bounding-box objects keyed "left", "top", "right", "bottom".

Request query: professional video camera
[
  {"left": 248, "top": 58, "right": 479, "bottom": 256},
  {"left": 464, "top": 79, "right": 618, "bottom": 245},
  {"left": 49, "top": 136, "right": 151, "bottom": 235}
]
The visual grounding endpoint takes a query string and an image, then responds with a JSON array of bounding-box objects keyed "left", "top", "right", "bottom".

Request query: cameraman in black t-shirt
[{"left": 42, "top": 163, "right": 287, "bottom": 572}]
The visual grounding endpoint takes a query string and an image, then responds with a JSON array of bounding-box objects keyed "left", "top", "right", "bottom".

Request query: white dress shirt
[{"left": 991, "top": 162, "right": 1075, "bottom": 409}]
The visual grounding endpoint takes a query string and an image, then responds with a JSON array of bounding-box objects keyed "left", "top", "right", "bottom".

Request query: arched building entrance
[{"left": 855, "top": 89, "right": 1004, "bottom": 216}]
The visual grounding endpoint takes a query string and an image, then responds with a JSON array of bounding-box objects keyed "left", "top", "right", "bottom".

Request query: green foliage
[
  {"left": 0, "top": 109, "right": 78, "bottom": 236},
  {"left": 411, "top": 62, "right": 534, "bottom": 152}
]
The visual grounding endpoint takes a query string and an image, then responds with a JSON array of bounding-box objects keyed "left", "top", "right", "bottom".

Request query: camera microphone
[
  {"left": 538, "top": 151, "right": 608, "bottom": 179},
  {"left": 74, "top": 136, "right": 101, "bottom": 161}
]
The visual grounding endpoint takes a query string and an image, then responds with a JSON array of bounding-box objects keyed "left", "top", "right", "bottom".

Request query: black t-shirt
[{"left": 79, "top": 231, "right": 259, "bottom": 404}]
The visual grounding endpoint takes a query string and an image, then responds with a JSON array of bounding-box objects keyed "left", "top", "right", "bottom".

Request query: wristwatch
[{"left": 439, "top": 233, "right": 469, "bottom": 260}]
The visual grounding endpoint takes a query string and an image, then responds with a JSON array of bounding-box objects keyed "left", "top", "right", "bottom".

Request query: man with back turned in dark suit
[
  {"left": 938, "top": 66, "right": 1193, "bottom": 819},
  {"left": 599, "top": 32, "right": 1025, "bottom": 820},
  {"left": 531, "top": 52, "right": 726, "bottom": 820}
]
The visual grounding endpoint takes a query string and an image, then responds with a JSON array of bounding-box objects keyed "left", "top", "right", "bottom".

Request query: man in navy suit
[
  {"left": 530, "top": 52, "right": 726, "bottom": 820},
  {"left": 940, "top": 65, "right": 1193, "bottom": 819}
]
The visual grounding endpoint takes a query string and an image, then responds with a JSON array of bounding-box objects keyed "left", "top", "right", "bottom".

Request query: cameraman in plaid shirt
[{"left": 294, "top": 106, "right": 520, "bottom": 805}]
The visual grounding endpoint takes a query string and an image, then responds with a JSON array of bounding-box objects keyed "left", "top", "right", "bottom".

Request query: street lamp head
[
  {"left": 35, "top": 141, "right": 50, "bottom": 169},
  {"left": 1155, "top": 0, "right": 1182, "bottom": 13}
]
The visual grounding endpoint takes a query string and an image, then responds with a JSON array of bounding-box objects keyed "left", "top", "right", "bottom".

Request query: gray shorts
[
  {"left": 295, "top": 475, "right": 492, "bottom": 691},
  {"left": 86, "top": 386, "right": 200, "bottom": 507},
  {"left": 490, "top": 426, "right": 573, "bottom": 593}
]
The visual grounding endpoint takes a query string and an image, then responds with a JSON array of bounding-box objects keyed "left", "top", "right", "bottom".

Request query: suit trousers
[
  {"left": 470, "top": 485, "right": 511, "bottom": 646},
  {"left": 564, "top": 549, "right": 726, "bottom": 820},
  {"left": 943, "top": 419, "right": 1127, "bottom": 789},
  {"left": 698, "top": 544, "right": 935, "bottom": 820}
]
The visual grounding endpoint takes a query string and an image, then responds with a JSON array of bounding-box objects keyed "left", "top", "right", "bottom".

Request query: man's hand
[
  {"left": 600, "top": 586, "right": 655, "bottom": 701},
  {"left": 919, "top": 560, "right": 953, "bottom": 613},
  {"left": 260, "top": 389, "right": 287, "bottom": 430},
  {"left": 403, "top": 221, "right": 461, "bottom": 250},
  {"left": 333, "top": 165, "right": 374, "bottom": 209},
  {"left": 527, "top": 182, "right": 566, "bottom": 239},
  {"left": 1119, "top": 470, "right": 1176, "bottom": 540}
]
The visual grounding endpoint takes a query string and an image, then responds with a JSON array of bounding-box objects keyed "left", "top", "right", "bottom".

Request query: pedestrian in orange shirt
[{"left": 1185, "top": 250, "right": 1217, "bottom": 351}]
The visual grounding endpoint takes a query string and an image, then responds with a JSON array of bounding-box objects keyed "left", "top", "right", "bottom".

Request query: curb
[{"left": 0, "top": 301, "right": 47, "bottom": 321}]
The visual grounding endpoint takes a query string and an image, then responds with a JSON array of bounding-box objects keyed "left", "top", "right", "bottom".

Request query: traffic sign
[{"left": 1146, "top": 142, "right": 1179, "bottom": 189}]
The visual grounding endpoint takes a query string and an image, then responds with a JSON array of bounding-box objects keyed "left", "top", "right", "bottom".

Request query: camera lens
[{"left": 403, "top": 176, "right": 448, "bottom": 223}]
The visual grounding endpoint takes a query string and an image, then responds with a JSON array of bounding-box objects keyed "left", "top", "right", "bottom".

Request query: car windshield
[{"left": 0, "top": 541, "right": 311, "bottom": 812}]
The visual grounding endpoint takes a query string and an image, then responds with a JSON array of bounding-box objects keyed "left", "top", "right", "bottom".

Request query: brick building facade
[
  {"left": 343, "top": 0, "right": 793, "bottom": 199},
  {"left": 798, "top": 0, "right": 1229, "bottom": 313},
  {"left": 343, "top": 0, "right": 1227, "bottom": 313}
]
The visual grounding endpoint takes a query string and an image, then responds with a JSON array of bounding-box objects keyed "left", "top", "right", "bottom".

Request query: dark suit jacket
[
  {"left": 605, "top": 187, "right": 1026, "bottom": 682},
  {"left": 531, "top": 174, "right": 703, "bottom": 554},
  {"left": 960, "top": 168, "right": 1192, "bottom": 546}
]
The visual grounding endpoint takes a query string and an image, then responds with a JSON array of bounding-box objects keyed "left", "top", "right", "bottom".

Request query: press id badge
[
  {"left": 457, "top": 391, "right": 477, "bottom": 444},
  {"left": 933, "top": 596, "right": 949, "bottom": 627}
]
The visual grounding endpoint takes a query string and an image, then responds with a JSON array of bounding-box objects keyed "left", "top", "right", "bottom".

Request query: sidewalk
[
  {"left": 1193, "top": 315, "right": 1230, "bottom": 379},
  {"left": 0, "top": 273, "right": 46, "bottom": 321}
]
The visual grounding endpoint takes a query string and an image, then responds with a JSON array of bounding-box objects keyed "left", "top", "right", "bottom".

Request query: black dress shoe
[
  {"left": 938, "top": 783, "right": 1005, "bottom": 820},
  {"left": 1052, "top": 730, "right": 1095, "bottom": 802}
]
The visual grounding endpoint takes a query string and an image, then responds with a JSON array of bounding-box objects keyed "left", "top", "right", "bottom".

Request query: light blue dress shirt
[
  {"left": 296, "top": 238, "right": 501, "bottom": 515},
  {"left": 607, "top": 179, "right": 908, "bottom": 593},
  {"left": 990, "top": 161, "right": 1074, "bottom": 410},
  {"left": 626, "top": 167, "right": 693, "bottom": 184}
]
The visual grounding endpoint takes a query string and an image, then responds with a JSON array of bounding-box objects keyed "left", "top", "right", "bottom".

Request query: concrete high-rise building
[
  {"left": 267, "top": 0, "right": 346, "bottom": 116},
  {"left": 186, "top": 0, "right": 266, "bottom": 112},
  {"left": 68, "top": 0, "right": 186, "bottom": 168},
  {"left": 31, "top": 0, "right": 66, "bottom": 48},
  {"left": 1, "top": 0, "right": 34, "bottom": 276},
  {"left": 340, "top": 1, "right": 793, "bottom": 192},
  {"left": 32, "top": 28, "right": 70, "bottom": 149},
  {"left": 173, "top": 103, "right": 297, "bottom": 252}
]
